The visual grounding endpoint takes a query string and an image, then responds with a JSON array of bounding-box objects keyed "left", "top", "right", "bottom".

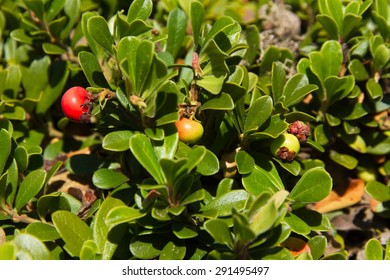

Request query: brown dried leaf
[{"left": 313, "top": 179, "right": 365, "bottom": 214}]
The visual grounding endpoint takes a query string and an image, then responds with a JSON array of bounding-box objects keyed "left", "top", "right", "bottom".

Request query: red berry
[
  {"left": 175, "top": 118, "right": 204, "bottom": 144},
  {"left": 61, "top": 86, "right": 91, "bottom": 123}
]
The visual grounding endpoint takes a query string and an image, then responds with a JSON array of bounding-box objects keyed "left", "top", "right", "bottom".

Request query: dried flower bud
[{"left": 288, "top": 121, "right": 310, "bottom": 143}]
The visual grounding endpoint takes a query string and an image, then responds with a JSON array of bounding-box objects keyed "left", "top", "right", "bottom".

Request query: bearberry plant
[{"left": 0, "top": 0, "right": 389, "bottom": 260}]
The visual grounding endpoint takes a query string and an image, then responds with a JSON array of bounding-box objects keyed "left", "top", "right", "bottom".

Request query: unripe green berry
[{"left": 270, "top": 133, "right": 300, "bottom": 161}]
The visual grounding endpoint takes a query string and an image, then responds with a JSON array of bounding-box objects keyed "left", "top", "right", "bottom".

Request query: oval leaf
[
  {"left": 92, "top": 169, "right": 129, "bottom": 190},
  {"left": 289, "top": 167, "right": 332, "bottom": 203},
  {"left": 52, "top": 210, "right": 93, "bottom": 257},
  {"left": 15, "top": 169, "right": 47, "bottom": 212}
]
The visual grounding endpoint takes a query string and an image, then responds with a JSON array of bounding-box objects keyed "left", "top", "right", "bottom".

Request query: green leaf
[
  {"left": 61, "top": 0, "right": 80, "bottom": 39},
  {"left": 366, "top": 79, "right": 383, "bottom": 101},
  {"left": 196, "top": 148, "right": 219, "bottom": 176},
  {"left": 0, "top": 129, "right": 11, "bottom": 174},
  {"left": 309, "top": 40, "right": 342, "bottom": 81},
  {"left": 13, "top": 233, "right": 51, "bottom": 260},
  {"left": 15, "top": 169, "right": 47, "bottom": 212},
  {"left": 316, "top": 15, "right": 339, "bottom": 40},
  {"left": 92, "top": 169, "right": 129, "bottom": 190},
  {"left": 152, "top": 124, "right": 179, "bottom": 160},
  {"left": 318, "top": 0, "right": 343, "bottom": 35},
  {"left": 201, "top": 190, "right": 249, "bottom": 217},
  {"left": 92, "top": 197, "right": 125, "bottom": 259},
  {"left": 190, "top": 1, "right": 204, "bottom": 47},
  {"left": 80, "top": 240, "right": 99, "bottom": 260},
  {"left": 82, "top": 12, "right": 104, "bottom": 59},
  {"left": 106, "top": 205, "right": 146, "bottom": 227},
  {"left": 200, "top": 92, "right": 234, "bottom": 110},
  {"left": 342, "top": 14, "right": 362, "bottom": 39},
  {"left": 166, "top": 8, "right": 187, "bottom": 59},
  {"left": 78, "top": 51, "right": 110, "bottom": 88},
  {"left": 25, "top": 223, "right": 60, "bottom": 242},
  {"left": 283, "top": 75, "right": 318, "bottom": 108},
  {"left": 46, "top": 0, "right": 67, "bottom": 21},
  {"left": 130, "top": 235, "right": 166, "bottom": 259},
  {"left": 42, "top": 43, "right": 66, "bottom": 55},
  {"left": 129, "top": 134, "right": 164, "bottom": 184},
  {"left": 21, "top": 56, "right": 50, "bottom": 100},
  {"left": 117, "top": 37, "right": 154, "bottom": 95},
  {"left": 242, "top": 165, "right": 282, "bottom": 195},
  {"left": 235, "top": 149, "right": 255, "bottom": 175},
  {"left": 36, "top": 60, "right": 69, "bottom": 114},
  {"left": 102, "top": 130, "right": 134, "bottom": 151},
  {"left": 204, "top": 219, "right": 233, "bottom": 248},
  {"left": 159, "top": 240, "right": 186, "bottom": 260},
  {"left": 283, "top": 213, "right": 311, "bottom": 235},
  {"left": 249, "top": 114, "right": 289, "bottom": 141},
  {"left": 373, "top": 44, "right": 390, "bottom": 71},
  {"left": 348, "top": 59, "right": 369, "bottom": 81},
  {"left": 366, "top": 180, "right": 390, "bottom": 202},
  {"left": 184, "top": 146, "right": 207, "bottom": 173},
  {"left": 14, "top": 146, "right": 29, "bottom": 172},
  {"left": 308, "top": 236, "right": 327, "bottom": 260},
  {"left": 324, "top": 76, "right": 355, "bottom": 105},
  {"left": 0, "top": 243, "right": 15, "bottom": 260},
  {"left": 329, "top": 150, "right": 358, "bottom": 170},
  {"left": 248, "top": 193, "right": 281, "bottom": 236},
  {"left": 272, "top": 62, "right": 286, "bottom": 103},
  {"left": 127, "top": 0, "right": 153, "bottom": 23},
  {"left": 87, "top": 16, "right": 114, "bottom": 55},
  {"left": 52, "top": 210, "right": 93, "bottom": 257},
  {"left": 289, "top": 167, "right": 332, "bottom": 203},
  {"left": 244, "top": 95, "right": 273, "bottom": 134},
  {"left": 365, "top": 238, "right": 383, "bottom": 260}
]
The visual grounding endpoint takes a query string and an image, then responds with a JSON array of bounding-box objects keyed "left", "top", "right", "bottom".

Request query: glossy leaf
[
  {"left": 289, "top": 167, "right": 332, "bottom": 203},
  {"left": 160, "top": 240, "right": 186, "bottom": 260},
  {"left": 15, "top": 169, "right": 47, "bottom": 212},
  {"left": 309, "top": 40, "right": 342, "bottom": 81},
  {"left": 272, "top": 62, "right": 286, "bottom": 103},
  {"left": 236, "top": 149, "right": 255, "bottom": 175},
  {"left": 117, "top": 37, "right": 154, "bottom": 95},
  {"left": 106, "top": 205, "right": 146, "bottom": 227},
  {"left": 87, "top": 16, "right": 114, "bottom": 54},
  {"left": 283, "top": 74, "right": 318, "bottom": 108},
  {"left": 201, "top": 190, "right": 249, "bottom": 217},
  {"left": 0, "top": 129, "right": 11, "bottom": 174},
  {"left": 329, "top": 150, "right": 358, "bottom": 170},
  {"left": 127, "top": 0, "right": 152, "bottom": 23},
  {"left": 130, "top": 235, "right": 165, "bottom": 259},
  {"left": 102, "top": 130, "right": 134, "bottom": 151},
  {"left": 78, "top": 51, "right": 110, "bottom": 88},
  {"left": 324, "top": 75, "right": 355, "bottom": 105},
  {"left": 129, "top": 134, "right": 164, "bottom": 184},
  {"left": 244, "top": 95, "right": 273, "bottom": 134},
  {"left": 13, "top": 233, "right": 51, "bottom": 260},
  {"left": 166, "top": 8, "right": 186, "bottom": 59},
  {"left": 366, "top": 180, "right": 390, "bottom": 202},
  {"left": 196, "top": 148, "right": 219, "bottom": 176},
  {"left": 200, "top": 92, "right": 234, "bottom": 110},
  {"left": 242, "top": 165, "right": 281, "bottom": 195},
  {"left": 365, "top": 238, "right": 383, "bottom": 260},
  {"left": 308, "top": 236, "right": 327, "bottom": 260},
  {"left": 25, "top": 223, "right": 60, "bottom": 242},
  {"left": 92, "top": 169, "right": 129, "bottom": 189},
  {"left": 190, "top": 1, "right": 204, "bottom": 48},
  {"left": 92, "top": 197, "right": 126, "bottom": 259},
  {"left": 366, "top": 79, "right": 383, "bottom": 101},
  {"left": 204, "top": 219, "right": 233, "bottom": 248},
  {"left": 52, "top": 210, "right": 93, "bottom": 257}
]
